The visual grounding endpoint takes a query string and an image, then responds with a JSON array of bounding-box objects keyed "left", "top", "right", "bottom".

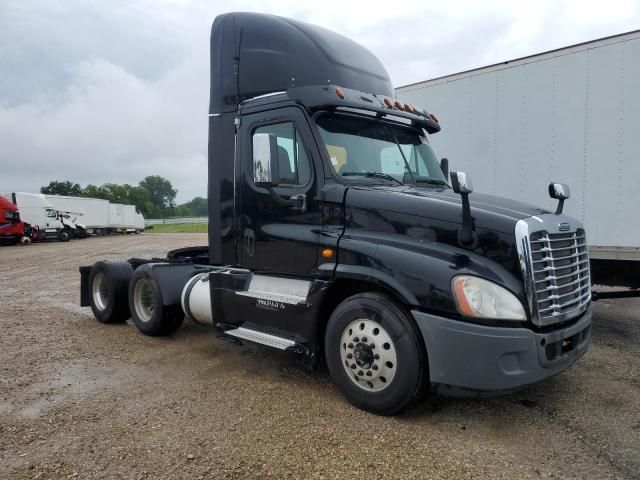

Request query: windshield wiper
[
  {"left": 341, "top": 171, "right": 404, "bottom": 186},
  {"left": 415, "top": 178, "right": 449, "bottom": 187}
]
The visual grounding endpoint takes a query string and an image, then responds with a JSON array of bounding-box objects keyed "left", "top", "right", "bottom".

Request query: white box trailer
[
  {"left": 397, "top": 30, "right": 640, "bottom": 290},
  {"left": 122, "top": 204, "right": 145, "bottom": 233},
  {"left": 44, "top": 195, "right": 110, "bottom": 234},
  {"left": 109, "top": 203, "right": 125, "bottom": 230}
]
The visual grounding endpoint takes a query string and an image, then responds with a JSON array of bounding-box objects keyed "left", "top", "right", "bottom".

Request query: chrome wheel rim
[
  {"left": 340, "top": 319, "right": 397, "bottom": 392},
  {"left": 133, "top": 279, "right": 154, "bottom": 322},
  {"left": 92, "top": 273, "right": 109, "bottom": 311}
]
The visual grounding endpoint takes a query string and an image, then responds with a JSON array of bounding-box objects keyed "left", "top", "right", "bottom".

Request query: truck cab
[
  {"left": 0, "top": 195, "right": 27, "bottom": 245},
  {"left": 80, "top": 13, "right": 592, "bottom": 414}
]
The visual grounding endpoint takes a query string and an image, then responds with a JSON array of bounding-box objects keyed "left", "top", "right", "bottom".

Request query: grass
[{"left": 147, "top": 223, "right": 208, "bottom": 233}]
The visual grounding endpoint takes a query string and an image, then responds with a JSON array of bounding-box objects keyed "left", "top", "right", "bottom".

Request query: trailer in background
[
  {"left": 44, "top": 195, "right": 144, "bottom": 234},
  {"left": 44, "top": 195, "right": 110, "bottom": 235},
  {"left": 122, "top": 205, "right": 145, "bottom": 233},
  {"left": 397, "top": 30, "right": 640, "bottom": 291}
]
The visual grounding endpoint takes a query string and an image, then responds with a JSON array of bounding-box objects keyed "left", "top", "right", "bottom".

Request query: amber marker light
[
  {"left": 452, "top": 277, "right": 475, "bottom": 316},
  {"left": 322, "top": 248, "right": 335, "bottom": 259},
  {"left": 336, "top": 87, "right": 345, "bottom": 99},
  {"left": 430, "top": 112, "right": 439, "bottom": 123},
  {"left": 405, "top": 103, "right": 414, "bottom": 113},
  {"left": 394, "top": 99, "right": 404, "bottom": 109},
  {"left": 383, "top": 97, "right": 394, "bottom": 108}
]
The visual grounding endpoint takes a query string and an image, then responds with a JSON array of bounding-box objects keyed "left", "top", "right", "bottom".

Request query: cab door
[{"left": 238, "top": 106, "right": 323, "bottom": 275}]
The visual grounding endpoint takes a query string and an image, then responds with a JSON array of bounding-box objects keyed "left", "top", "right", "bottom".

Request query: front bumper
[{"left": 412, "top": 309, "right": 591, "bottom": 394}]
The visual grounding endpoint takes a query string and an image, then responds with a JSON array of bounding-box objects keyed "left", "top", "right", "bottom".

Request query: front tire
[
  {"left": 128, "top": 265, "right": 184, "bottom": 336},
  {"left": 88, "top": 261, "right": 133, "bottom": 323},
  {"left": 325, "top": 292, "right": 427, "bottom": 415},
  {"left": 59, "top": 229, "right": 71, "bottom": 242}
]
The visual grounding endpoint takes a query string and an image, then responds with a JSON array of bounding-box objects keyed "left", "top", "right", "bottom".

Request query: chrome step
[{"left": 225, "top": 327, "right": 296, "bottom": 350}]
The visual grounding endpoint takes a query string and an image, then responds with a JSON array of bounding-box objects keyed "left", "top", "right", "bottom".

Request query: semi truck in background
[
  {"left": 397, "top": 30, "right": 640, "bottom": 297},
  {"left": 3, "top": 192, "right": 81, "bottom": 241},
  {"left": 0, "top": 195, "right": 30, "bottom": 246},
  {"left": 79, "top": 13, "right": 592, "bottom": 414}
]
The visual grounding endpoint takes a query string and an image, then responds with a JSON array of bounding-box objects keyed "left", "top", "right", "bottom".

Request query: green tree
[
  {"left": 139, "top": 175, "right": 177, "bottom": 216},
  {"left": 182, "top": 196, "right": 208, "bottom": 216},
  {"left": 41, "top": 180, "right": 83, "bottom": 196},
  {"left": 125, "top": 185, "right": 154, "bottom": 218}
]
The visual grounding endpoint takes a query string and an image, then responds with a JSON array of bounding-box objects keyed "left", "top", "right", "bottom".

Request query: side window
[
  {"left": 253, "top": 122, "right": 311, "bottom": 187},
  {"left": 46, "top": 208, "right": 57, "bottom": 218}
]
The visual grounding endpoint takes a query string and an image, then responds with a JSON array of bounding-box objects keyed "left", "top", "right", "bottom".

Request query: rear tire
[
  {"left": 128, "top": 265, "right": 184, "bottom": 336},
  {"left": 88, "top": 261, "right": 133, "bottom": 323},
  {"left": 325, "top": 292, "right": 427, "bottom": 415}
]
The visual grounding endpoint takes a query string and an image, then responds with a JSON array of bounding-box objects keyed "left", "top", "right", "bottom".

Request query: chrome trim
[
  {"left": 240, "top": 91, "right": 287, "bottom": 105},
  {"left": 515, "top": 214, "right": 591, "bottom": 327}
]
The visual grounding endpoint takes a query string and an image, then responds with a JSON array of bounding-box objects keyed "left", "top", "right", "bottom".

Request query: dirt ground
[{"left": 0, "top": 234, "right": 638, "bottom": 479}]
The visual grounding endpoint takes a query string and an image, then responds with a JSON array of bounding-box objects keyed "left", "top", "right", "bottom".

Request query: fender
[{"left": 336, "top": 230, "right": 528, "bottom": 319}]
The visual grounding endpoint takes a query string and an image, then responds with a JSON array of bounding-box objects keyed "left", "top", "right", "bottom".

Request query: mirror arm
[
  {"left": 555, "top": 198, "right": 564, "bottom": 215},
  {"left": 458, "top": 192, "right": 474, "bottom": 245}
]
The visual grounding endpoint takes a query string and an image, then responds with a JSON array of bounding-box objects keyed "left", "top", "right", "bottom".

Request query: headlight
[{"left": 452, "top": 275, "right": 526, "bottom": 321}]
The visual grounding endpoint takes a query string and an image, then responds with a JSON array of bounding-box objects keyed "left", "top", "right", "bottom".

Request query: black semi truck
[{"left": 80, "top": 13, "right": 592, "bottom": 414}]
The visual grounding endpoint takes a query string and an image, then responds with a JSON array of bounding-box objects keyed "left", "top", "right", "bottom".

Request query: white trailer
[
  {"left": 108, "top": 203, "right": 125, "bottom": 231},
  {"left": 397, "top": 30, "right": 640, "bottom": 290},
  {"left": 44, "top": 195, "right": 110, "bottom": 235},
  {"left": 1, "top": 192, "right": 76, "bottom": 241},
  {"left": 122, "top": 205, "right": 145, "bottom": 233}
]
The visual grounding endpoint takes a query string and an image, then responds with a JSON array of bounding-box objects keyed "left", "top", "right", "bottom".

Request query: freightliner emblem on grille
[{"left": 558, "top": 222, "right": 571, "bottom": 231}]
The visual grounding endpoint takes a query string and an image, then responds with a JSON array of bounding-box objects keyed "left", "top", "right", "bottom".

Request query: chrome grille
[{"left": 528, "top": 228, "right": 591, "bottom": 322}]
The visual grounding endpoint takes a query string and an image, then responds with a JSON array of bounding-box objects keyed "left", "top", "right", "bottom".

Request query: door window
[
  {"left": 253, "top": 122, "right": 311, "bottom": 187},
  {"left": 46, "top": 209, "right": 57, "bottom": 218}
]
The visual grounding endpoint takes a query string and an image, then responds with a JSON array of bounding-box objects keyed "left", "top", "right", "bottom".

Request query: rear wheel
[
  {"left": 128, "top": 265, "right": 184, "bottom": 336},
  {"left": 88, "top": 261, "right": 133, "bottom": 323},
  {"left": 325, "top": 292, "right": 427, "bottom": 415}
]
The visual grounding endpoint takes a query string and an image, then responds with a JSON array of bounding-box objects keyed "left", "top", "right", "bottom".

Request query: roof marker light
[
  {"left": 336, "top": 87, "right": 345, "bottom": 99},
  {"left": 394, "top": 100, "right": 404, "bottom": 110},
  {"left": 405, "top": 103, "right": 414, "bottom": 113},
  {"left": 384, "top": 97, "right": 394, "bottom": 108},
  {"left": 429, "top": 113, "right": 439, "bottom": 123}
]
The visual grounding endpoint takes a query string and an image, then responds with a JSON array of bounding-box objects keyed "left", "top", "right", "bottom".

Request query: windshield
[{"left": 315, "top": 114, "right": 448, "bottom": 186}]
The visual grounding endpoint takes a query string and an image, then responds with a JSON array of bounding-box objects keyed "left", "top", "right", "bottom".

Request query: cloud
[{"left": 1, "top": 0, "right": 638, "bottom": 203}]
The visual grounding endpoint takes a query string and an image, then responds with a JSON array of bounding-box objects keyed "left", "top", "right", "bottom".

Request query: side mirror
[
  {"left": 252, "top": 133, "right": 279, "bottom": 187},
  {"left": 450, "top": 171, "right": 473, "bottom": 194},
  {"left": 548, "top": 182, "right": 570, "bottom": 200},
  {"left": 450, "top": 171, "right": 475, "bottom": 246},
  {"left": 548, "top": 182, "right": 570, "bottom": 214},
  {"left": 439, "top": 158, "right": 449, "bottom": 180}
]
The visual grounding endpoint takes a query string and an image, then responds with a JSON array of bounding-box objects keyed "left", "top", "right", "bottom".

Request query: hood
[{"left": 346, "top": 184, "right": 549, "bottom": 235}]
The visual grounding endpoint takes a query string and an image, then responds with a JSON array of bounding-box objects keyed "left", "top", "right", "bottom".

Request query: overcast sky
[{"left": 1, "top": 0, "right": 638, "bottom": 203}]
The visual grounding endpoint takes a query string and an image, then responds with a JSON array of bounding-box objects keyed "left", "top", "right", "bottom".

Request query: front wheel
[
  {"left": 128, "top": 265, "right": 184, "bottom": 336},
  {"left": 325, "top": 292, "right": 427, "bottom": 415},
  {"left": 58, "top": 229, "right": 71, "bottom": 242}
]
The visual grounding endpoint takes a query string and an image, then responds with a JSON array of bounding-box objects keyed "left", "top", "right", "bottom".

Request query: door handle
[{"left": 289, "top": 194, "right": 307, "bottom": 212}]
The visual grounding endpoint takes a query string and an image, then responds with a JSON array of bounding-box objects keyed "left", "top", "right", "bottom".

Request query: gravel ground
[{"left": 0, "top": 234, "right": 638, "bottom": 479}]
